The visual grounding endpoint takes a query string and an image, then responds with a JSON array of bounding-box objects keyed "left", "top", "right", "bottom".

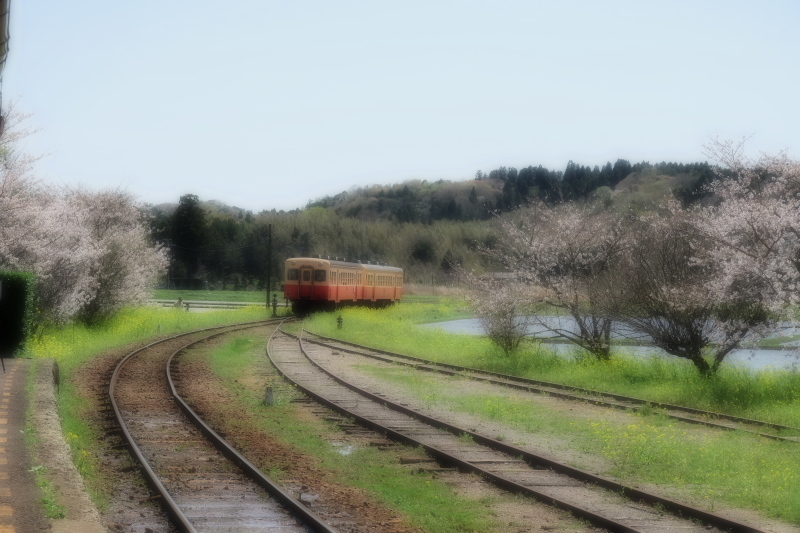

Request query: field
[{"left": 153, "top": 289, "right": 281, "bottom": 303}]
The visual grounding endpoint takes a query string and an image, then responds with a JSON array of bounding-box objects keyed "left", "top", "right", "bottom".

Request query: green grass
[
  {"left": 759, "top": 334, "right": 800, "bottom": 347},
  {"left": 153, "top": 289, "right": 281, "bottom": 303},
  {"left": 361, "top": 364, "right": 800, "bottom": 523},
  {"left": 25, "top": 305, "right": 274, "bottom": 509},
  {"left": 304, "top": 305, "right": 800, "bottom": 429},
  {"left": 205, "top": 335, "right": 501, "bottom": 533},
  {"left": 24, "top": 361, "right": 67, "bottom": 519}
]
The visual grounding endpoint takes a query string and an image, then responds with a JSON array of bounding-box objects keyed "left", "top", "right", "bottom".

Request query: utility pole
[{"left": 265, "top": 224, "right": 272, "bottom": 310}]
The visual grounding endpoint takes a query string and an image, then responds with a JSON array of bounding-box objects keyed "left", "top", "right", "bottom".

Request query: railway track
[
  {"left": 108, "top": 321, "right": 337, "bottom": 533},
  {"left": 302, "top": 331, "right": 800, "bottom": 443},
  {"left": 268, "top": 325, "right": 770, "bottom": 533}
]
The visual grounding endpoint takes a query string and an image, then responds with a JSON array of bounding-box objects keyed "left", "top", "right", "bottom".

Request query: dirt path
[
  {"left": 30, "top": 359, "right": 106, "bottom": 533},
  {"left": 0, "top": 358, "right": 51, "bottom": 532}
]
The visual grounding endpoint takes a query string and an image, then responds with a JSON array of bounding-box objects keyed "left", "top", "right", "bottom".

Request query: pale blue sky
[{"left": 5, "top": 1, "right": 799, "bottom": 211}]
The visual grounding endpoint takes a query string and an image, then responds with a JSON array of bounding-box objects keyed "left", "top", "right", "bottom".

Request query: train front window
[
  {"left": 314, "top": 270, "right": 326, "bottom": 282},
  {"left": 287, "top": 269, "right": 298, "bottom": 281},
  {"left": 302, "top": 270, "right": 311, "bottom": 281}
]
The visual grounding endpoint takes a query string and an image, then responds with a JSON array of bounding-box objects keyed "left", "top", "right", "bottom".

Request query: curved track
[
  {"left": 109, "top": 321, "right": 337, "bottom": 533},
  {"left": 303, "top": 331, "right": 800, "bottom": 443},
  {"left": 268, "top": 326, "right": 768, "bottom": 533}
]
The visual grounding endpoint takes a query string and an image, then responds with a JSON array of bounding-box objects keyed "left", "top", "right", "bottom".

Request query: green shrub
[{"left": 0, "top": 271, "right": 35, "bottom": 356}]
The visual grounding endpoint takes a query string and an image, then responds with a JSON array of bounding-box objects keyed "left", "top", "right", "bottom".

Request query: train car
[{"left": 284, "top": 257, "right": 403, "bottom": 313}]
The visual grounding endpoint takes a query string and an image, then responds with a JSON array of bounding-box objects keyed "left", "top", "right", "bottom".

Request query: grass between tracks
[
  {"left": 302, "top": 302, "right": 800, "bottom": 524},
  {"left": 24, "top": 305, "right": 277, "bottom": 509},
  {"left": 360, "top": 364, "right": 800, "bottom": 524},
  {"left": 206, "top": 335, "right": 503, "bottom": 533},
  {"left": 304, "top": 303, "right": 800, "bottom": 428}
]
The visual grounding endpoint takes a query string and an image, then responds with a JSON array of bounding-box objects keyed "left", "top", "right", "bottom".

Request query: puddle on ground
[{"left": 330, "top": 442, "right": 356, "bottom": 456}]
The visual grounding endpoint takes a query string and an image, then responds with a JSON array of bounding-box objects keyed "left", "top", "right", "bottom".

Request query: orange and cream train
[{"left": 283, "top": 257, "right": 403, "bottom": 313}]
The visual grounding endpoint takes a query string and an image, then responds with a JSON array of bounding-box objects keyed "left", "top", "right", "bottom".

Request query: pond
[{"left": 419, "top": 318, "right": 800, "bottom": 372}]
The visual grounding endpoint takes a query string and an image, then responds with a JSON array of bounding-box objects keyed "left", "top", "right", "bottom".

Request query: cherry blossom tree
[
  {"left": 602, "top": 208, "right": 773, "bottom": 376},
  {"left": 459, "top": 269, "right": 532, "bottom": 355},
  {"left": 0, "top": 107, "right": 167, "bottom": 325},
  {"left": 68, "top": 188, "right": 168, "bottom": 323},
  {"left": 498, "top": 203, "right": 624, "bottom": 360},
  {"left": 607, "top": 140, "right": 800, "bottom": 376},
  {"left": 699, "top": 139, "right": 800, "bottom": 310}
]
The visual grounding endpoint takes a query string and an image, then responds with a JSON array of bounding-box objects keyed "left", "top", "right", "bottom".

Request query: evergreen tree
[{"left": 171, "top": 194, "right": 208, "bottom": 280}]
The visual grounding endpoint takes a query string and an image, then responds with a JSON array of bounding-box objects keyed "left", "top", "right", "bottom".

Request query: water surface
[{"left": 420, "top": 318, "right": 800, "bottom": 372}]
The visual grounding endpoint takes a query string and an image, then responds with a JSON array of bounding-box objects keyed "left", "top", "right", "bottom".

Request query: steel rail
[
  {"left": 166, "top": 324, "right": 337, "bottom": 533},
  {"left": 109, "top": 324, "right": 261, "bottom": 532},
  {"left": 303, "top": 331, "right": 800, "bottom": 440},
  {"left": 266, "top": 328, "right": 639, "bottom": 532},
  {"left": 109, "top": 319, "right": 334, "bottom": 533},
  {"left": 274, "top": 326, "right": 766, "bottom": 533}
]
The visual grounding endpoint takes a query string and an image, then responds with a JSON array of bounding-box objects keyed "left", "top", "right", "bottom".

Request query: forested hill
[
  {"left": 147, "top": 158, "right": 717, "bottom": 289},
  {"left": 306, "top": 159, "right": 715, "bottom": 223}
]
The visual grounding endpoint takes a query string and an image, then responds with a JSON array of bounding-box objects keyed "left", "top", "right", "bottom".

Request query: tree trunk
[{"left": 690, "top": 355, "right": 713, "bottom": 377}]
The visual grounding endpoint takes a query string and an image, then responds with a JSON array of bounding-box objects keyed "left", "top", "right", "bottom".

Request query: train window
[
  {"left": 302, "top": 270, "right": 311, "bottom": 281},
  {"left": 287, "top": 269, "right": 299, "bottom": 280},
  {"left": 314, "top": 270, "right": 326, "bottom": 282},
  {"left": 332, "top": 271, "right": 337, "bottom": 282}
]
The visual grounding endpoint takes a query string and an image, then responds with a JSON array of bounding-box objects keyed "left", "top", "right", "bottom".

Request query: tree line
[
  {"left": 306, "top": 159, "right": 716, "bottom": 224},
  {"left": 148, "top": 157, "right": 724, "bottom": 294},
  {"left": 148, "top": 195, "right": 497, "bottom": 290}
]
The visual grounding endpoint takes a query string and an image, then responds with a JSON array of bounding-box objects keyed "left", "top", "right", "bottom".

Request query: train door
[{"left": 298, "top": 266, "right": 314, "bottom": 299}]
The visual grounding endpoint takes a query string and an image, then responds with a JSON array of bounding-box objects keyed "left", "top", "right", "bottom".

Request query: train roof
[{"left": 285, "top": 257, "right": 403, "bottom": 273}]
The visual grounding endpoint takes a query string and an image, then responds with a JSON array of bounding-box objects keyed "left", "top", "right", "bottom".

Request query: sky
[{"left": 4, "top": 1, "right": 800, "bottom": 211}]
